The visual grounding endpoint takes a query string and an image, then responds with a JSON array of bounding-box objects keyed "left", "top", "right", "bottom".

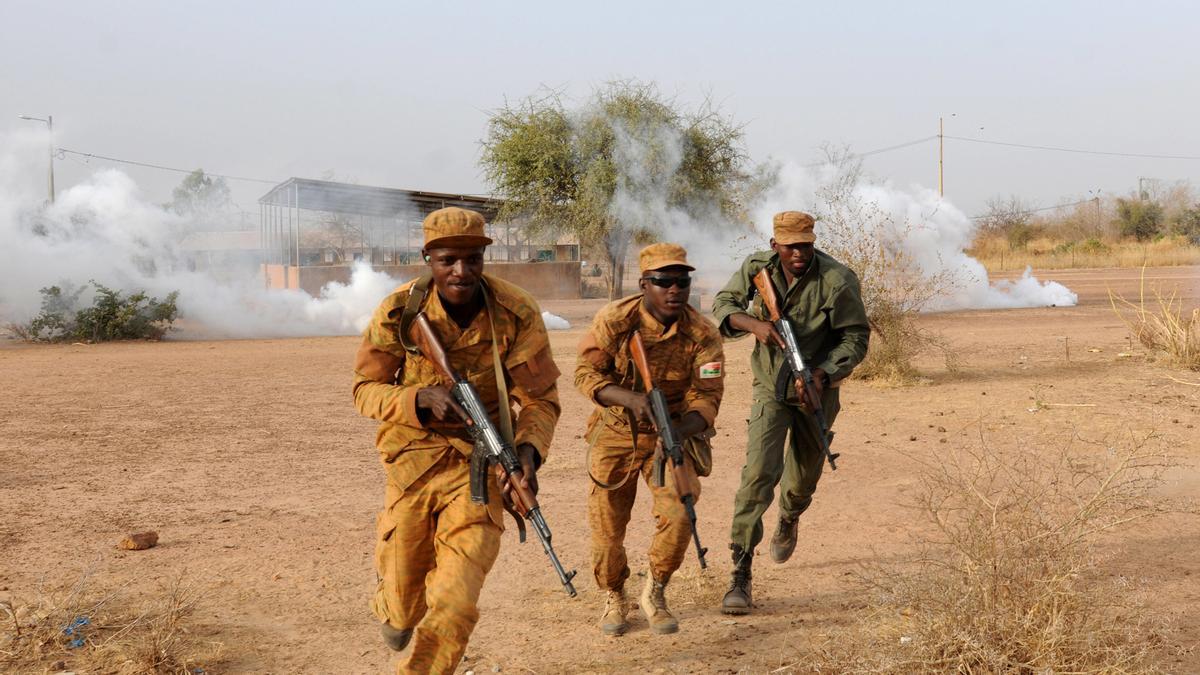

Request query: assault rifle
[
  {"left": 408, "top": 313, "right": 578, "bottom": 597},
  {"left": 751, "top": 268, "right": 839, "bottom": 470},
  {"left": 628, "top": 332, "right": 708, "bottom": 569}
]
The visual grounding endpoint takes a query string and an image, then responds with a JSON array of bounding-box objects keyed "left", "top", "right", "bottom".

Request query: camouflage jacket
[
  {"left": 575, "top": 295, "right": 724, "bottom": 444},
  {"left": 353, "top": 274, "right": 561, "bottom": 487}
]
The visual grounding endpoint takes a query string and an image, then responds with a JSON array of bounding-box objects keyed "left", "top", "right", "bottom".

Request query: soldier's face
[
  {"left": 424, "top": 246, "right": 485, "bottom": 305},
  {"left": 640, "top": 265, "right": 692, "bottom": 322},
  {"left": 771, "top": 240, "right": 815, "bottom": 277}
]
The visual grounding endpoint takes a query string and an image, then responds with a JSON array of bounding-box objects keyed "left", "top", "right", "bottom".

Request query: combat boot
[
  {"left": 380, "top": 622, "right": 412, "bottom": 651},
  {"left": 720, "top": 545, "right": 753, "bottom": 615},
  {"left": 599, "top": 587, "right": 629, "bottom": 636},
  {"left": 769, "top": 514, "right": 799, "bottom": 563},
  {"left": 639, "top": 574, "right": 679, "bottom": 635}
]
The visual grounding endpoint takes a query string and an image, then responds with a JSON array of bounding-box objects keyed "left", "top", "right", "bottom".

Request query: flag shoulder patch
[{"left": 699, "top": 361, "right": 723, "bottom": 379}]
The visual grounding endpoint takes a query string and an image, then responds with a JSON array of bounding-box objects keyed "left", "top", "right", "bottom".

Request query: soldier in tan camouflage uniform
[
  {"left": 353, "top": 207, "right": 562, "bottom": 674},
  {"left": 575, "top": 243, "right": 724, "bottom": 636}
]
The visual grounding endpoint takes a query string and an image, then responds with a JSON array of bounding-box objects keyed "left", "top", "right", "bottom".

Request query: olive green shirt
[{"left": 711, "top": 249, "right": 870, "bottom": 399}]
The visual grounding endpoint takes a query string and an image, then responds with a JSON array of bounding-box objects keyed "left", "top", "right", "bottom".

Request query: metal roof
[{"left": 258, "top": 177, "right": 501, "bottom": 220}]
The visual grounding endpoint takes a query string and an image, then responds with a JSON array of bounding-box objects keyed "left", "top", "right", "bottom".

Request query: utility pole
[
  {"left": 938, "top": 116, "right": 944, "bottom": 197},
  {"left": 17, "top": 114, "right": 55, "bottom": 203}
]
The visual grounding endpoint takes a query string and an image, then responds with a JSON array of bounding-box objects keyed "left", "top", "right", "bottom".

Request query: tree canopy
[
  {"left": 480, "top": 81, "right": 749, "bottom": 298},
  {"left": 168, "top": 169, "right": 233, "bottom": 225}
]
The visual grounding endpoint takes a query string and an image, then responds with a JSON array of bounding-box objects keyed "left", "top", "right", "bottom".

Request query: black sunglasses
[{"left": 642, "top": 276, "right": 692, "bottom": 289}]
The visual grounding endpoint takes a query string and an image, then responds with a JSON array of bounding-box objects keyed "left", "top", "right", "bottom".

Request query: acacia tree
[
  {"left": 168, "top": 169, "right": 233, "bottom": 226},
  {"left": 480, "top": 81, "right": 748, "bottom": 299}
]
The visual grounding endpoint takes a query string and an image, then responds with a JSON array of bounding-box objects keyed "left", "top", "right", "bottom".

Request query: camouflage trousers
[
  {"left": 371, "top": 449, "right": 504, "bottom": 675},
  {"left": 728, "top": 391, "right": 840, "bottom": 553},
  {"left": 587, "top": 426, "right": 702, "bottom": 589}
]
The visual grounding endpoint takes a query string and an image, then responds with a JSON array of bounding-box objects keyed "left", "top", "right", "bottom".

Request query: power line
[
  {"left": 858, "top": 135, "right": 939, "bottom": 157},
  {"left": 944, "top": 135, "right": 1200, "bottom": 161},
  {"left": 970, "top": 198, "right": 1097, "bottom": 221},
  {"left": 56, "top": 147, "right": 279, "bottom": 185},
  {"left": 803, "top": 135, "right": 938, "bottom": 167}
]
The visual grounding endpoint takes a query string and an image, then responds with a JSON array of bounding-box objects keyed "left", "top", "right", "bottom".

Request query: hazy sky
[{"left": 3, "top": 0, "right": 1198, "bottom": 219}]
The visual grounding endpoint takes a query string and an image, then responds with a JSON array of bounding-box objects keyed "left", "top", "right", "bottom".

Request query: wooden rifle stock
[
  {"left": 628, "top": 332, "right": 655, "bottom": 395},
  {"left": 752, "top": 268, "right": 783, "bottom": 322},
  {"left": 409, "top": 313, "right": 460, "bottom": 383}
]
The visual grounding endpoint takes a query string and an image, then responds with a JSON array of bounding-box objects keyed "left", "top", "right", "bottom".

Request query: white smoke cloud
[
  {"left": 753, "top": 159, "right": 1077, "bottom": 310},
  {"left": 598, "top": 118, "right": 1075, "bottom": 310},
  {"left": 541, "top": 311, "right": 571, "bottom": 330},
  {"left": 0, "top": 133, "right": 403, "bottom": 338}
]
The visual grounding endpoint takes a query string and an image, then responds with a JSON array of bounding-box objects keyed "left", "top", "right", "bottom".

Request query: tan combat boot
[
  {"left": 769, "top": 514, "right": 799, "bottom": 563},
  {"left": 639, "top": 574, "right": 679, "bottom": 634},
  {"left": 599, "top": 587, "right": 629, "bottom": 636}
]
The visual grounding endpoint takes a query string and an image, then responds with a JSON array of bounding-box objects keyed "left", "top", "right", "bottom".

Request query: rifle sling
[
  {"left": 481, "top": 280, "right": 527, "bottom": 541},
  {"left": 399, "top": 274, "right": 433, "bottom": 354}
]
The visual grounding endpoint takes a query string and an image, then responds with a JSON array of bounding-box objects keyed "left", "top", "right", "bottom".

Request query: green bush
[
  {"left": 1170, "top": 205, "right": 1200, "bottom": 244},
  {"left": 1005, "top": 221, "right": 1042, "bottom": 250},
  {"left": 1079, "top": 237, "right": 1111, "bottom": 254},
  {"left": 1116, "top": 198, "right": 1164, "bottom": 241},
  {"left": 22, "top": 282, "right": 179, "bottom": 342},
  {"left": 1052, "top": 240, "right": 1076, "bottom": 255}
]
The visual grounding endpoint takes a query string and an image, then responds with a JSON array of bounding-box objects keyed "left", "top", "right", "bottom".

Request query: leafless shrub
[
  {"left": 812, "top": 431, "right": 1188, "bottom": 673},
  {"left": 814, "top": 147, "right": 961, "bottom": 383},
  {"left": 0, "top": 566, "right": 215, "bottom": 674},
  {"left": 1110, "top": 269, "right": 1200, "bottom": 371}
]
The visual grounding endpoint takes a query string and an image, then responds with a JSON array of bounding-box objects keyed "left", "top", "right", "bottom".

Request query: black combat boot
[
  {"left": 381, "top": 622, "right": 412, "bottom": 651},
  {"left": 720, "top": 545, "right": 753, "bottom": 615}
]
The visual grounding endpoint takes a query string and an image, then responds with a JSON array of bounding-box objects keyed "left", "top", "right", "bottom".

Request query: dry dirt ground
[{"left": 2, "top": 266, "right": 1198, "bottom": 674}]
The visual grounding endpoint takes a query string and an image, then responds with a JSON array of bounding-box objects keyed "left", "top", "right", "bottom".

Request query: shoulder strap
[
  {"left": 399, "top": 274, "right": 433, "bottom": 354},
  {"left": 480, "top": 279, "right": 515, "bottom": 444}
]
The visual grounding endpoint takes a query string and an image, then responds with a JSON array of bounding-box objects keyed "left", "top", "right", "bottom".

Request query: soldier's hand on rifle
[
  {"left": 754, "top": 320, "right": 786, "bottom": 349},
  {"left": 798, "top": 368, "right": 828, "bottom": 409},
  {"left": 730, "top": 313, "right": 785, "bottom": 348},
  {"left": 415, "top": 386, "right": 469, "bottom": 422},
  {"left": 622, "top": 391, "right": 655, "bottom": 427},
  {"left": 596, "top": 385, "right": 655, "bottom": 427},
  {"left": 497, "top": 443, "right": 540, "bottom": 503}
]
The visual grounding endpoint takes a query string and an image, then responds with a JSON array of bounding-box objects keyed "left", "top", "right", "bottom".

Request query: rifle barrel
[{"left": 529, "top": 508, "right": 578, "bottom": 597}]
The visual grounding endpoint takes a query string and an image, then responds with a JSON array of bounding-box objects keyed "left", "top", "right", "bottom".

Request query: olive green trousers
[{"left": 728, "top": 392, "right": 840, "bottom": 553}]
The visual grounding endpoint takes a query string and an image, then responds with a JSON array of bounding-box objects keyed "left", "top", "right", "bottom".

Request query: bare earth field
[{"left": 2, "top": 266, "right": 1198, "bottom": 674}]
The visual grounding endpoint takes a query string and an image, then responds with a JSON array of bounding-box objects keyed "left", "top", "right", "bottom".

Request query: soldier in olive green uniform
[{"left": 710, "top": 211, "right": 869, "bottom": 614}]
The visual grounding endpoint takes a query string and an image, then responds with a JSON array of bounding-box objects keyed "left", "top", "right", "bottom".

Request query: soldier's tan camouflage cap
[
  {"left": 639, "top": 242, "right": 694, "bottom": 273},
  {"left": 773, "top": 211, "right": 817, "bottom": 245},
  {"left": 423, "top": 207, "right": 493, "bottom": 249}
]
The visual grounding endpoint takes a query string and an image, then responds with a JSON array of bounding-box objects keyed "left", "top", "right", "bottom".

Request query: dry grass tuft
[
  {"left": 671, "top": 564, "right": 726, "bottom": 609},
  {"left": 0, "top": 566, "right": 216, "bottom": 674},
  {"left": 812, "top": 431, "right": 1188, "bottom": 674},
  {"left": 1110, "top": 269, "right": 1200, "bottom": 371}
]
